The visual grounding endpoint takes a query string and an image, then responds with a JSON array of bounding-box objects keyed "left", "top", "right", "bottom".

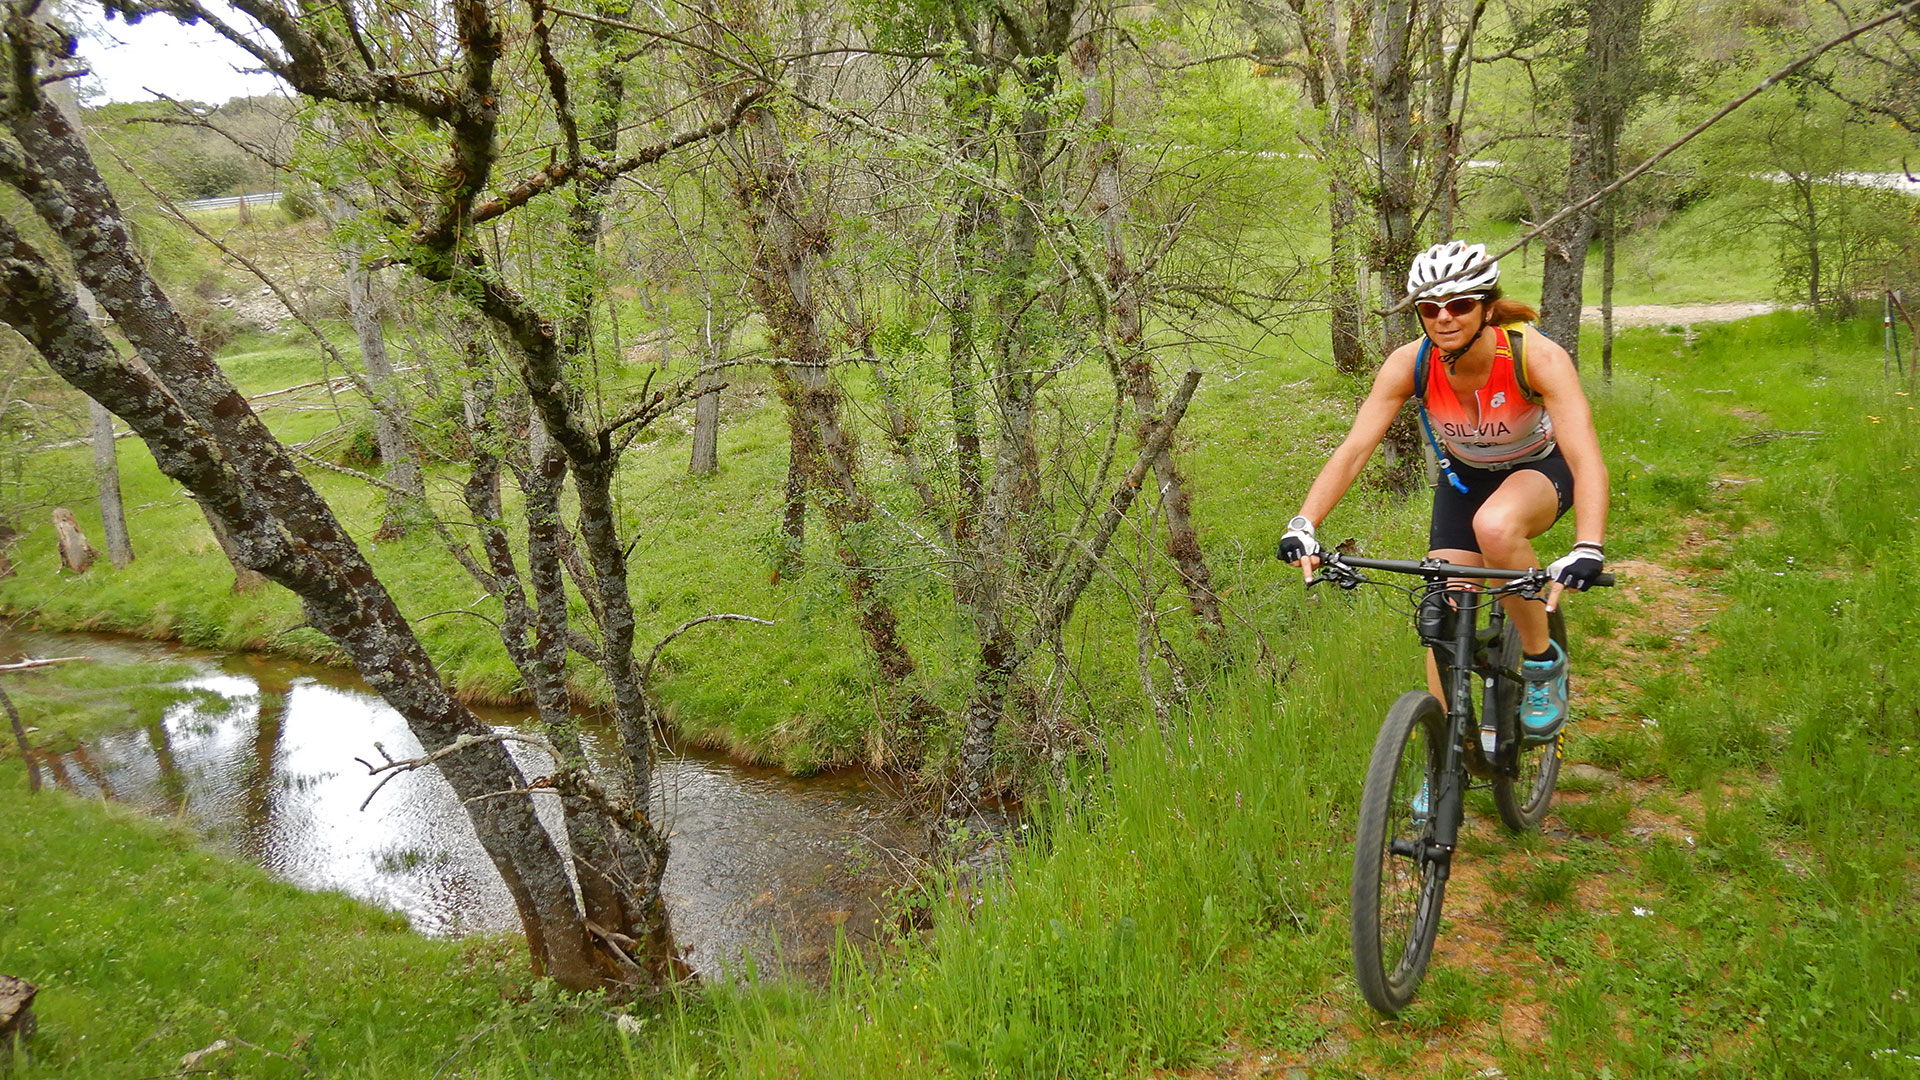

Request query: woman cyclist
[{"left": 1278, "top": 241, "right": 1610, "bottom": 740}]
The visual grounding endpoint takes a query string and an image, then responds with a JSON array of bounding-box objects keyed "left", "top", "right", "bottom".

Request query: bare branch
[
  {"left": 641, "top": 613, "right": 775, "bottom": 683},
  {"left": 465, "top": 88, "right": 770, "bottom": 226},
  {"left": 1032, "top": 367, "right": 1204, "bottom": 655},
  {"left": 354, "top": 731, "right": 546, "bottom": 812},
  {"left": 416, "top": 607, "right": 505, "bottom": 630}
]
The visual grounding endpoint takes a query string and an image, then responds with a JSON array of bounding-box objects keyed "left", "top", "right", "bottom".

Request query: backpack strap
[
  {"left": 1411, "top": 338, "right": 1469, "bottom": 494},
  {"left": 1505, "top": 324, "right": 1540, "bottom": 404}
]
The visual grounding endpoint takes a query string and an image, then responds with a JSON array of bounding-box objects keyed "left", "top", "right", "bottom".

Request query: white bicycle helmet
[{"left": 1406, "top": 241, "right": 1500, "bottom": 301}]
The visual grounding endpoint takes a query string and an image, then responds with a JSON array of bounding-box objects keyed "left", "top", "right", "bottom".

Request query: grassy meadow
[{"left": 2, "top": 304, "right": 1916, "bottom": 1077}]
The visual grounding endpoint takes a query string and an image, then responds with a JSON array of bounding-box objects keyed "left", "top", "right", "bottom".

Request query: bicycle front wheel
[
  {"left": 1351, "top": 690, "right": 1450, "bottom": 1016},
  {"left": 1492, "top": 609, "right": 1568, "bottom": 832}
]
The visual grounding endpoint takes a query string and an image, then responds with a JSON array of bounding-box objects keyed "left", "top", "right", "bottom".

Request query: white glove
[
  {"left": 1277, "top": 517, "right": 1320, "bottom": 565},
  {"left": 1547, "top": 542, "right": 1605, "bottom": 592}
]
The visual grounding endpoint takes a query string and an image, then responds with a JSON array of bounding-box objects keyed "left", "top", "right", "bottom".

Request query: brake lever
[
  {"left": 1308, "top": 566, "right": 1362, "bottom": 591},
  {"left": 1512, "top": 569, "right": 1551, "bottom": 603}
]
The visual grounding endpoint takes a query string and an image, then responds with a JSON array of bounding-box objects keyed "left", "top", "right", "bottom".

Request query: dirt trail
[
  {"left": 1194, "top": 518, "right": 1745, "bottom": 1080},
  {"left": 1582, "top": 301, "right": 1776, "bottom": 327}
]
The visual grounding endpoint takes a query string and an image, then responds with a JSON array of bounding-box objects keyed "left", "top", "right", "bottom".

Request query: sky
[{"left": 76, "top": 9, "right": 284, "bottom": 106}]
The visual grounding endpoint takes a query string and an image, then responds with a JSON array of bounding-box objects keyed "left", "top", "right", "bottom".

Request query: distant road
[
  {"left": 181, "top": 192, "right": 283, "bottom": 213},
  {"left": 1757, "top": 171, "right": 1920, "bottom": 196}
]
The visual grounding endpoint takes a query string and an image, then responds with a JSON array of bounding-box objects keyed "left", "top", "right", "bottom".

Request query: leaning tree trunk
[
  {"left": 0, "top": 87, "right": 611, "bottom": 990},
  {"left": 188, "top": 495, "right": 267, "bottom": 593}
]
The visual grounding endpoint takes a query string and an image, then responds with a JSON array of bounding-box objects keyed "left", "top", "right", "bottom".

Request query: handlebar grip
[{"left": 1594, "top": 572, "right": 1616, "bottom": 588}]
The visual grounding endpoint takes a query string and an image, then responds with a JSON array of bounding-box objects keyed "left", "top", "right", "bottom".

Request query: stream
[{"left": 8, "top": 630, "right": 923, "bottom": 977}]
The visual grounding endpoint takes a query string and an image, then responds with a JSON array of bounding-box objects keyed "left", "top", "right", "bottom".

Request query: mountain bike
[{"left": 1307, "top": 551, "right": 1616, "bottom": 1016}]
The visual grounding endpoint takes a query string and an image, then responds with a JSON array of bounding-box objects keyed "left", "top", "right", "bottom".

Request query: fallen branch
[
  {"left": 283, "top": 444, "right": 423, "bottom": 498},
  {"left": 0, "top": 656, "right": 90, "bottom": 672}
]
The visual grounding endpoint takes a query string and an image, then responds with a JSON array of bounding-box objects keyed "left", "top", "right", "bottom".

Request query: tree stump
[
  {"left": 51, "top": 508, "right": 95, "bottom": 574},
  {"left": 0, "top": 976, "right": 36, "bottom": 1065}
]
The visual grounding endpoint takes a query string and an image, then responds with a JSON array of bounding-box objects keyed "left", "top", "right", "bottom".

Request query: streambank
[{"left": 3, "top": 627, "right": 923, "bottom": 978}]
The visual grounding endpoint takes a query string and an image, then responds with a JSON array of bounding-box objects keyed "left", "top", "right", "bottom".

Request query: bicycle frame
[
  {"left": 1314, "top": 553, "right": 1601, "bottom": 882},
  {"left": 1328, "top": 550, "right": 1617, "bottom": 1016},
  {"left": 1410, "top": 582, "right": 1513, "bottom": 884}
]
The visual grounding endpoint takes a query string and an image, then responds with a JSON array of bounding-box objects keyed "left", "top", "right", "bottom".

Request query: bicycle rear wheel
[
  {"left": 1351, "top": 690, "right": 1450, "bottom": 1016},
  {"left": 1492, "top": 609, "right": 1568, "bottom": 832}
]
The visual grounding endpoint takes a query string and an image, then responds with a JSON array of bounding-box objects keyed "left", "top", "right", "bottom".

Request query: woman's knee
[{"left": 1471, "top": 507, "right": 1528, "bottom": 553}]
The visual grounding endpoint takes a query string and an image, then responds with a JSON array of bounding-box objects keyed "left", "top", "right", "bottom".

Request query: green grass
[
  {"left": 4, "top": 309, "right": 1917, "bottom": 1079},
  {"left": 0, "top": 766, "right": 639, "bottom": 1079},
  {"left": 1476, "top": 197, "right": 1783, "bottom": 308}
]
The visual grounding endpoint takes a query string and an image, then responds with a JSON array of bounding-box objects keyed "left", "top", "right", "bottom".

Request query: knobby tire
[{"left": 1350, "top": 690, "right": 1449, "bottom": 1016}]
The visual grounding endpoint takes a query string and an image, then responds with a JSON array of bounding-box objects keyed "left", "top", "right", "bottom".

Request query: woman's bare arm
[
  {"left": 1526, "top": 333, "right": 1610, "bottom": 548},
  {"left": 1292, "top": 342, "right": 1422, "bottom": 529}
]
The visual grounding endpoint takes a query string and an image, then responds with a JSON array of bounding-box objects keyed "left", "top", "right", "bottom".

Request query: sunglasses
[{"left": 1415, "top": 294, "right": 1485, "bottom": 319}]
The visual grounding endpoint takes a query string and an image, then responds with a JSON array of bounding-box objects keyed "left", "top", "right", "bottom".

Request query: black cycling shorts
[{"left": 1428, "top": 449, "right": 1575, "bottom": 554}]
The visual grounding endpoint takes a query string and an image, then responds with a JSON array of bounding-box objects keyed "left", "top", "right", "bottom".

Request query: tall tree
[
  {"left": 328, "top": 191, "right": 424, "bottom": 538},
  {"left": 1069, "top": 3, "right": 1224, "bottom": 640},
  {"left": 1287, "top": 0, "right": 1371, "bottom": 374},
  {"left": 1538, "top": 0, "right": 1652, "bottom": 365},
  {"left": 706, "top": 3, "right": 928, "bottom": 699}
]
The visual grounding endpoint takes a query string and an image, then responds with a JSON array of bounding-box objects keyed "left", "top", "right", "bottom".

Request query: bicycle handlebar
[{"left": 1324, "top": 552, "right": 1617, "bottom": 589}]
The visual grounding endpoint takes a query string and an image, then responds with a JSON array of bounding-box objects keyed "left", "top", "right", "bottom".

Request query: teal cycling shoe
[{"left": 1520, "top": 640, "right": 1568, "bottom": 744}]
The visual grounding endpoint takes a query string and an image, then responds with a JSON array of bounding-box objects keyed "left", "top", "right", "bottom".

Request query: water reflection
[{"left": 7, "top": 632, "right": 921, "bottom": 976}]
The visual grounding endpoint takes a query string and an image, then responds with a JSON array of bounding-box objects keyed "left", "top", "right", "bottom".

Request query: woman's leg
[
  {"left": 1468, "top": 470, "right": 1563, "bottom": 655},
  {"left": 1423, "top": 546, "right": 1482, "bottom": 704}
]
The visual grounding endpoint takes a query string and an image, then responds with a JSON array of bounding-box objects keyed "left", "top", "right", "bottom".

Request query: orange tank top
[{"left": 1420, "top": 325, "right": 1555, "bottom": 467}]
